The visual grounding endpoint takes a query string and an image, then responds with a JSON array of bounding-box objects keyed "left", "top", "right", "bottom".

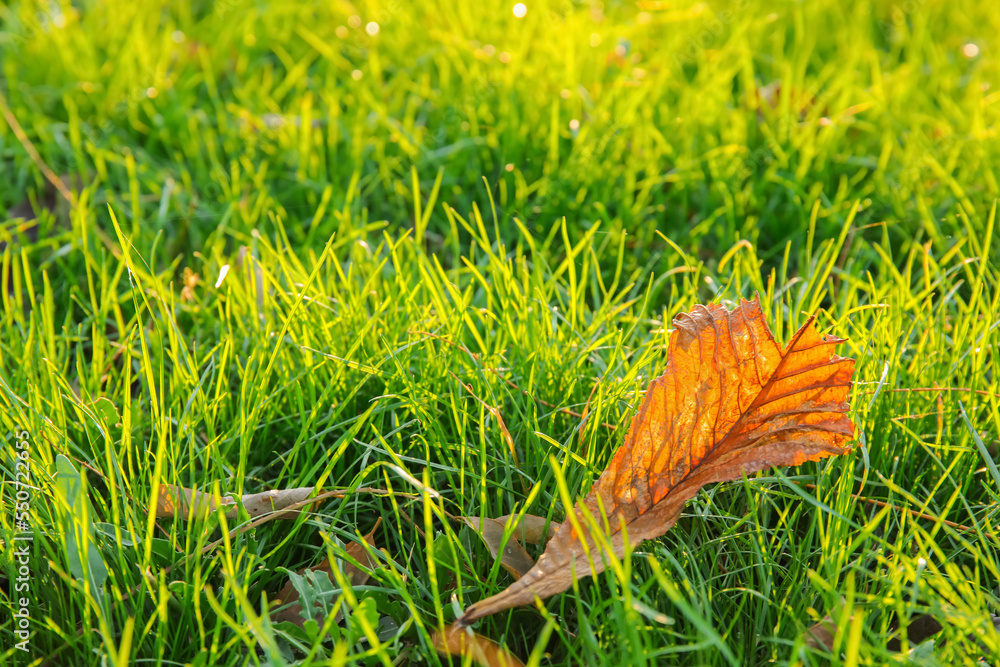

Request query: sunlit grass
[{"left": 1, "top": 0, "right": 999, "bottom": 664}]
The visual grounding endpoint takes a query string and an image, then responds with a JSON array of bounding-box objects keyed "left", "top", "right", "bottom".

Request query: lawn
[{"left": 1, "top": 0, "right": 999, "bottom": 664}]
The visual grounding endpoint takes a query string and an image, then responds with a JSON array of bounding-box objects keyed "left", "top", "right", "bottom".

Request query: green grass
[{"left": 1, "top": 0, "right": 999, "bottom": 664}]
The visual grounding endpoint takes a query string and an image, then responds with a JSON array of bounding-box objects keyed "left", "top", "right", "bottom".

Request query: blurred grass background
[
  {"left": 1, "top": 0, "right": 999, "bottom": 665},
  {"left": 2, "top": 0, "right": 997, "bottom": 271}
]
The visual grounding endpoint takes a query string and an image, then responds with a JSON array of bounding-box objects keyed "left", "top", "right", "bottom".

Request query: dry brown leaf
[
  {"left": 459, "top": 296, "right": 855, "bottom": 624},
  {"left": 495, "top": 514, "right": 556, "bottom": 545},
  {"left": 805, "top": 605, "right": 959, "bottom": 653},
  {"left": 805, "top": 612, "right": 841, "bottom": 651},
  {"left": 464, "top": 517, "right": 538, "bottom": 579},
  {"left": 154, "top": 484, "right": 315, "bottom": 520},
  {"left": 462, "top": 513, "right": 556, "bottom": 579},
  {"left": 432, "top": 624, "right": 525, "bottom": 667},
  {"left": 885, "top": 614, "right": 944, "bottom": 652},
  {"left": 3, "top": 174, "right": 82, "bottom": 297},
  {"left": 272, "top": 519, "right": 381, "bottom": 627}
]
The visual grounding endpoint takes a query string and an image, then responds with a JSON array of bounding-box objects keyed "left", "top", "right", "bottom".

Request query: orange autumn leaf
[{"left": 459, "top": 295, "right": 855, "bottom": 625}]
